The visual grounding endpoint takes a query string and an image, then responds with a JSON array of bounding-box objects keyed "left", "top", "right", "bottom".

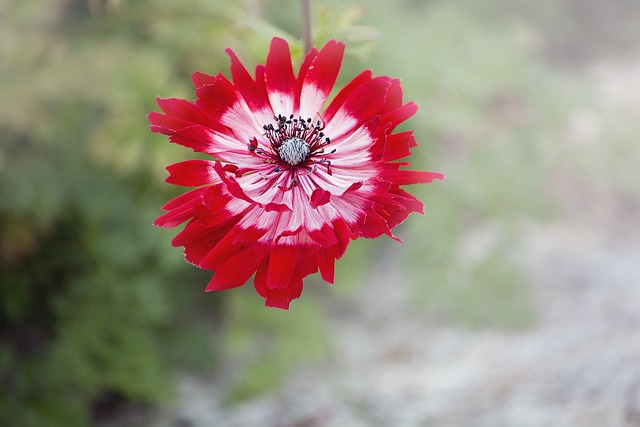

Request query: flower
[{"left": 149, "top": 37, "right": 444, "bottom": 309}]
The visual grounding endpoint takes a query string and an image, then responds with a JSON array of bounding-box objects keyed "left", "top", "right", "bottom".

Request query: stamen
[
  {"left": 253, "top": 114, "right": 337, "bottom": 188},
  {"left": 278, "top": 137, "right": 310, "bottom": 166}
]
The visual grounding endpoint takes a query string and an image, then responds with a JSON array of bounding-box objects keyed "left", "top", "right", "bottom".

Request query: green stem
[{"left": 301, "top": 0, "right": 312, "bottom": 53}]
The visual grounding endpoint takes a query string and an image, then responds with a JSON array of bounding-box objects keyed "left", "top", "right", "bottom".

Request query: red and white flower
[{"left": 149, "top": 37, "right": 443, "bottom": 309}]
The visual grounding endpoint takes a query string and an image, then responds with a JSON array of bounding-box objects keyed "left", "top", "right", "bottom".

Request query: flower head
[{"left": 149, "top": 37, "right": 443, "bottom": 309}]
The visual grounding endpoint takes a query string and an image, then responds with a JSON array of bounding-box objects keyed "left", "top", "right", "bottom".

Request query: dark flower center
[
  {"left": 260, "top": 114, "right": 331, "bottom": 165},
  {"left": 279, "top": 137, "right": 310, "bottom": 166},
  {"left": 246, "top": 114, "right": 336, "bottom": 189}
]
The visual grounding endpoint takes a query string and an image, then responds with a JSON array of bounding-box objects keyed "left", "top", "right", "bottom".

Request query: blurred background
[{"left": 1, "top": 0, "right": 639, "bottom": 426}]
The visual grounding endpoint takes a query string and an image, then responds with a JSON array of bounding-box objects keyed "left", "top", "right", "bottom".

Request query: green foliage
[
  {"left": 0, "top": 0, "right": 229, "bottom": 425},
  {"left": 0, "top": 146, "right": 208, "bottom": 426}
]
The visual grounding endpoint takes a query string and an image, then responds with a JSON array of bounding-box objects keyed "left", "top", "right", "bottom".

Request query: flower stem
[{"left": 301, "top": 0, "right": 312, "bottom": 53}]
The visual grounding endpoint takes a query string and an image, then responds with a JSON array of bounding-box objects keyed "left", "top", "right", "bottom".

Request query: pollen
[{"left": 278, "top": 137, "right": 310, "bottom": 166}]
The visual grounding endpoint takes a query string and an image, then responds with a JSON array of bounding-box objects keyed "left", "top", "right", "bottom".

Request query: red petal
[
  {"left": 205, "top": 243, "right": 268, "bottom": 291},
  {"left": 323, "top": 70, "right": 372, "bottom": 122},
  {"left": 266, "top": 244, "right": 298, "bottom": 290},
  {"left": 299, "top": 40, "right": 345, "bottom": 118},
  {"left": 332, "top": 218, "right": 352, "bottom": 258},
  {"left": 254, "top": 260, "right": 303, "bottom": 309},
  {"left": 156, "top": 97, "right": 198, "bottom": 119},
  {"left": 253, "top": 261, "right": 269, "bottom": 297},
  {"left": 192, "top": 71, "right": 217, "bottom": 88},
  {"left": 380, "top": 169, "right": 445, "bottom": 185},
  {"left": 167, "top": 125, "right": 218, "bottom": 154},
  {"left": 267, "top": 278, "right": 304, "bottom": 309},
  {"left": 165, "top": 160, "right": 217, "bottom": 187},
  {"left": 274, "top": 227, "right": 303, "bottom": 245},
  {"left": 384, "top": 189, "right": 426, "bottom": 228},
  {"left": 292, "top": 246, "right": 319, "bottom": 278},
  {"left": 200, "top": 224, "right": 268, "bottom": 271},
  {"left": 265, "top": 37, "right": 296, "bottom": 114},
  {"left": 381, "top": 102, "right": 419, "bottom": 131},
  {"left": 294, "top": 46, "right": 318, "bottom": 112},
  {"left": 310, "top": 188, "right": 331, "bottom": 209},
  {"left": 380, "top": 78, "right": 404, "bottom": 112},
  {"left": 161, "top": 187, "right": 203, "bottom": 211},
  {"left": 148, "top": 112, "right": 194, "bottom": 135},
  {"left": 264, "top": 202, "right": 292, "bottom": 213},
  {"left": 149, "top": 97, "right": 221, "bottom": 134},
  {"left": 380, "top": 131, "right": 416, "bottom": 161},
  {"left": 170, "top": 203, "right": 235, "bottom": 247},
  {"left": 180, "top": 219, "right": 239, "bottom": 266},
  {"left": 254, "top": 64, "right": 267, "bottom": 99},
  {"left": 317, "top": 249, "right": 335, "bottom": 284},
  {"left": 195, "top": 73, "right": 240, "bottom": 120},
  {"left": 154, "top": 188, "right": 206, "bottom": 228},
  {"left": 211, "top": 160, "right": 257, "bottom": 205},
  {"left": 344, "top": 181, "right": 364, "bottom": 194},
  {"left": 355, "top": 207, "right": 396, "bottom": 241},
  {"left": 329, "top": 78, "right": 391, "bottom": 138},
  {"left": 390, "top": 188, "right": 425, "bottom": 215},
  {"left": 308, "top": 223, "right": 338, "bottom": 247},
  {"left": 198, "top": 185, "right": 240, "bottom": 226},
  {"left": 226, "top": 48, "right": 270, "bottom": 112}
]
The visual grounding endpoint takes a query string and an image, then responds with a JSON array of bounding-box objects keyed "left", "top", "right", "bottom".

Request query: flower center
[
  {"left": 278, "top": 137, "right": 310, "bottom": 166},
  {"left": 246, "top": 114, "right": 336, "bottom": 189}
]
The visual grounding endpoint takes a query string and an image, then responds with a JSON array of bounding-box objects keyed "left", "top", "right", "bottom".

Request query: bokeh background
[{"left": 2, "top": 0, "right": 640, "bottom": 426}]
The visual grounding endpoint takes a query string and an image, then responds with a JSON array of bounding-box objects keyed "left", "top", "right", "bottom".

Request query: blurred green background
[{"left": 2, "top": 0, "right": 639, "bottom": 426}]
